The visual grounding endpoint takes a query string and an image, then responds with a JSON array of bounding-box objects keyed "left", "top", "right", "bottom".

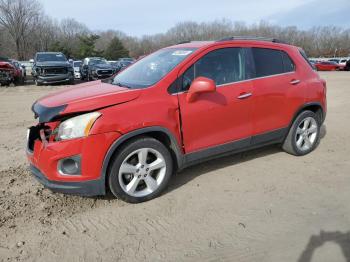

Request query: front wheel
[
  {"left": 108, "top": 137, "right": 173, "bottom": 203},
  {"left": 34, "top": 78, "right": 41, "bottom": 86},
  {"left": 282, "top": 110, "right": 320, "bottom": 156}
]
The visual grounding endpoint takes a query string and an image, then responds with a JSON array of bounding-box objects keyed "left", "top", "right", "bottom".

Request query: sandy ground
[{"left": 0, "top": 72, "right": 349, "bottom": 262}]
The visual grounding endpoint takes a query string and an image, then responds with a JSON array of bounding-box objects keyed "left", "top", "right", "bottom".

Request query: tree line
[{"left": 1, "top": 0, "right": 350, "bottom": 61}]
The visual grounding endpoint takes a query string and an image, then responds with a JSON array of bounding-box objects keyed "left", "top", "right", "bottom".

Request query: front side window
[
  {"left": 112, "top": 48, "right": 197, "bottom": 89},
  {"left": 181, "top": 48, "right": 249, "bottom": 91}
]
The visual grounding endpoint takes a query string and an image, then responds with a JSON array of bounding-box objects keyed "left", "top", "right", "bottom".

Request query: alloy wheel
[
  {"left": 118, "top": 148, "right": 166, "bottom": 197},
  {"left": 295, "top": 117, "right": 318, "bottom": 151}
]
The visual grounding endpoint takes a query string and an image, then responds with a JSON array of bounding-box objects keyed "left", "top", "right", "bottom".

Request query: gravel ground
[{"left": 0, "top": 72, "right": 349, "bottom": 262}]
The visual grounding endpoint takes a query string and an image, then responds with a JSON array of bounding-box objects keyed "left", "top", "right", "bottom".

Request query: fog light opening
[{"left": 58, "top": 155, "right": 81, "bottom": 175}]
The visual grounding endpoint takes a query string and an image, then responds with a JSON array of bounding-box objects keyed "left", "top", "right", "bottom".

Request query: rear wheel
[
  {"left": 108, "top": 137, "right": 173, "bottom": 203},
  {"left": 282, "top": 110, "right": 320, "bottom": 156}
]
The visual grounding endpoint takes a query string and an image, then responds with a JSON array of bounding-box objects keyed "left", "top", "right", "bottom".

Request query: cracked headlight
[{"left": 56, "top": 112, "right": 101, "bottom": 140}]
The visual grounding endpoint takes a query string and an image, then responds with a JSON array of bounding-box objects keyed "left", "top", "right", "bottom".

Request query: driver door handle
[
  {"left": 290, "top": 79, "right": 301, "bottom": 85},
  {"left": 237, "top": 92, "right": 252, "bottom": 99}
]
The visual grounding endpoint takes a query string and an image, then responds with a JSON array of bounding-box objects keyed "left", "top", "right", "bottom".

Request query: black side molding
[{"left": 182, "top": 127, "right": 288, "bottom": 168}]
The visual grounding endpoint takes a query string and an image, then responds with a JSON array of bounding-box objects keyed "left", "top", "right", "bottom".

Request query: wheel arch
[
  {"left": 101, "top": 127, "right": 184, "bottom": 189},
  {"left": 291, "top": 102, "right": 325, "bottom": 126}
]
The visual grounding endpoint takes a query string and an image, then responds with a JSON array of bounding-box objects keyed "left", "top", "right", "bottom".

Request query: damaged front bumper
[
  {"left": 29, "top": 164, "right": 105, "bottom": 196},
  {"left": 36, "top": 72, "right": 74, "bottom": 84},
  {"left": 26, "top": 119, "right": 121, "bottom": 196},
  {"left": 0, "top": 70, "right": 14, "bottom": 84}
]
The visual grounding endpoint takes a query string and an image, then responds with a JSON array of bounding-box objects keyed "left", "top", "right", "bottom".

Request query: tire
[
  {"left": 282, "top": 110, "right": 320, "bottom": 156},
  {"left": 34, "top": 78, "right": 41, "bottom": 86},
  {"left": 88, "top": 72, "right": 92, "bottom": 81},
  {"left": 108, "top": 137, "right": 173, "bottom": 203}
]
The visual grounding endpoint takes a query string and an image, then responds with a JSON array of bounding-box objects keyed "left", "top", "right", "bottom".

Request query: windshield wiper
[{"left": 113, "top": 82, "right": 132, "bottom": 89}]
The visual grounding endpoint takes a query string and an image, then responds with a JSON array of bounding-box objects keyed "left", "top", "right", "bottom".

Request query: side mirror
[{"left": 187, "top": 77, "right": 216, "bottom": 103}]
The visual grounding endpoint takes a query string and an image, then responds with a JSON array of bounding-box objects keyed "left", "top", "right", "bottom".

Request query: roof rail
[
  {"left": 217, "top": 36, "right": 288, "bottom": 44},
  {"left": 177, "top": 40, "right": 191, "bottom": 44}
]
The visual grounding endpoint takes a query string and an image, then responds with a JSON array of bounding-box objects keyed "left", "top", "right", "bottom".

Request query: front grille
[
  {"left": 43, "top": 67, "right": 67, "bottom": 75},
  {"left": 97, "top": 69, "right": 113, "bottom": 76},
  {"left": 27, "top": 125, "right": 52, "bottom": 152}
]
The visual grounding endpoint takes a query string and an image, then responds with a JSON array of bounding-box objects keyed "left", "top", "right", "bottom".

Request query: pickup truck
[{"left": 32, "top": 52, "right": 74, "bottom": 86}]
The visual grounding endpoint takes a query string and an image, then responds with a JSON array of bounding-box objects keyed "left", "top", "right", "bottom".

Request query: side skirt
[{"left": 181, "top": 127, "right": 288, "bottom": 169}]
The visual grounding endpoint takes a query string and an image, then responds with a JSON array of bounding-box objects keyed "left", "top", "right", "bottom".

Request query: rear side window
[
  {"left": 252, "top": 48, "right": 284, "bottom": 77},
  {"left": 181, "top": 48, "right": 250, "bottom": 91}
]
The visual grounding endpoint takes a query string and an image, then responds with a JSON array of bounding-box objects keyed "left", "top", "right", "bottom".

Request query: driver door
[{"left": 178, "top": 47, "right": 254, "bottom": 153}]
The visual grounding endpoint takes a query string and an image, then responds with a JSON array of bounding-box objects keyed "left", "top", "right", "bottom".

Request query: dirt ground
[{"left": 0, "top": 72, "right": 349, "bottom": 262}]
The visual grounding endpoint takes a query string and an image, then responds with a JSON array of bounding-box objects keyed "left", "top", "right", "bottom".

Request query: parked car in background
[
  {"left": 345, "top": 60, "right": 350, "bottom": 71},
  {"left": 32, "top": 52, "right": 74, "bottom": 86},
  {"left": 10, "top": 60, "right": 25, "bottom": 84},
  {"left": 0, "top": 59, "right": 15, "bottom": 86},
  {"left": 109, "top": 60, "right": 133, "bottom": 73},
  {"left": 108, "top": 60, "right": 119, "bottom": 72},
  {"left": 328, "top": 58, "right": 340, "bottom": 64},
  {"left": 314, "top": 61, "right": 343, "bottom": 71},
  {"left": 328, "top": 58, "right": 348, "bottom": 69},
  {"left": 27, "top": 37, "right": 326, "bottom": 203},
  {"left": 118, "top": 57, "right": 135, "bottom": 63},
  {"left": 338, "top": 58, "right": 348, "bottom": 67},
  {"left": 73, "top": 60, "right": 82, "bottom": 79},
  {"left": 20, "top": 61, "right": 34, "bottom": 80},
  {"left": 81, "top": 57, "right": 115, "bottom": 81},
  {"left": 117, "top": 60, "right": 133, "bottom": 72}
]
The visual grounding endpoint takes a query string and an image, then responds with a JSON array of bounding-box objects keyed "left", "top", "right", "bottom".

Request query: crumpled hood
[{"left": 32, "top": 81, "right": 141, "bottom": 123}]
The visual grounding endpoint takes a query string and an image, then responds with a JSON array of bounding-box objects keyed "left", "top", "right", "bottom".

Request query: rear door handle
[
  {"left": 237, "top": 93, "right": 252, "bottom": 99},
  {"left": 290, "top": 79, "right": 301, "bottom": 85}
]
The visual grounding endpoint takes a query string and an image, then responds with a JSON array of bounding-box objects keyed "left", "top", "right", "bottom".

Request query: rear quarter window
[{"left": 299, "top": 49, "right": 315, "bottom": 70}]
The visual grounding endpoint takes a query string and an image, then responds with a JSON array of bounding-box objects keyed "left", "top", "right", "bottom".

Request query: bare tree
[
  {"left": 0, "top": 0, "right": 42, "bottom": 59},
  {"left": 1, "top": 1, "right": 350, "bottom": 60}
]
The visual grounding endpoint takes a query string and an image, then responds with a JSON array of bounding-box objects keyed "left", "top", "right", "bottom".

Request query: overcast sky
[{"left": 42, "top": 0, "right": 350, "bottom": 37}]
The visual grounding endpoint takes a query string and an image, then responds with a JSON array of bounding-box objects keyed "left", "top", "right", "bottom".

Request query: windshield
[
  {"left": 73, "top": 61, "right": 82, "bottom": 67},
  {"left": 89, "top": 59, "right": 107, "bottom": 65},
  {"left": 36, "top": 53, "right": 67, "bottom": 62},
  {"left": 112, "top": 48, "right": 196, "bottom": 89}
]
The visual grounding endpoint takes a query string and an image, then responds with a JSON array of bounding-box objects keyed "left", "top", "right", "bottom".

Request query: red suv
[{"left": 27, "top": 37, "right": 327, "bottom": 203}]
